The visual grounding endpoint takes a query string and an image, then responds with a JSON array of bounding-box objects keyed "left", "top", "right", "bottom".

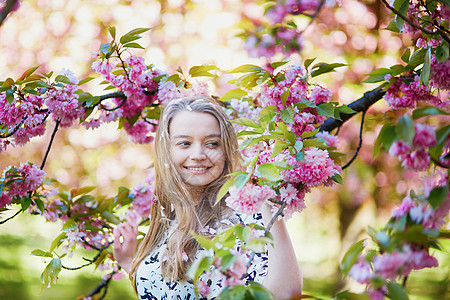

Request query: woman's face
[{"left": 169, "top": 110, "right": 226, "bottom": 187}]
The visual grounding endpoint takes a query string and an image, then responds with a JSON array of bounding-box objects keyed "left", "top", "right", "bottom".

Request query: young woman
[{"left": 113, "top": 96, "right": 302, "bottom": 299}]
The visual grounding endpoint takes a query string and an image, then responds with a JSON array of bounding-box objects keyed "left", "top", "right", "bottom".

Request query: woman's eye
[
  {"left": 178, "top": 141, "right": 190, "bottom": 146},
  {"left": 207, "top": 141, "right": 219, "bottom": 147}
]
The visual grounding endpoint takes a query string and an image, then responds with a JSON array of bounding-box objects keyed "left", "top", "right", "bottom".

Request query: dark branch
[
  {"left": 0, "top": 0, "right": 19, "bottom": 27},
  {"left": 0, "top": 209, "right": 22, "bottom": 224},
  {"left": 431, "top": 156, "right": 449, "bottom": 169},
  {"left": 85, "top": 269, "right": 117, "bottom": 299},
  {"left": 40, "top": 120, "right": 61, "bottom": 170},
  {"left": 62, "top": 240, "right": 113, "bottom": 271},
  {"left": 380, "top": 0, "right": 450, "bottom": 44},
  {"left": 0, "top": 116, "right": 26, "bottom": 138},
  {"left": 342, "top": 110, "right": 366, "bottom": 170},
  {"left": 319, "top": 86, "right": 385, "bottom": 133}
]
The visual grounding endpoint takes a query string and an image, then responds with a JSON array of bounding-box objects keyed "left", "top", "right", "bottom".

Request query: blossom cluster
[
  {"left": 348, "top": 173, "right": 449, "bottom": 297},
  {"left": 430, "top": 54, "right": 450, "bottom": 90},
  {"left": 389, "top": 122, "right": 436, "bottom": 171},
  {"left": 225, "top": 183, "right": 276, "bottom": 214},
  {"left": 265, "top": 0, "right": 322, "bottom": 24},
  {"left": 383, "top": 75, "right": 441, "bottom": 109},
  {"left": 128, "top": 170, "right": 157, "bottom": 219},
  {"left": 0, "top": 162, "right": 45, "bottom": 208},
  {"left": 244, "top": 25, "right": 303, "bottom": 58}
]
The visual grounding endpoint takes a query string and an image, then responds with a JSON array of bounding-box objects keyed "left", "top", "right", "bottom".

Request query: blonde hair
[{"left": 130, "top": 95, "right": 239, "bottom": 287}]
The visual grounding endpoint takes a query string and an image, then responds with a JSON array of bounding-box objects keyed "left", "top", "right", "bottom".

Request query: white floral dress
[{"left": 135, "top": 213, "right": 268, "bottom": 300}]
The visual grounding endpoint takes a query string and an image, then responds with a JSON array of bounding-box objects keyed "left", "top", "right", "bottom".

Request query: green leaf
[
  {"left": 191, "top": 231, "right": 214, "bottom": 249},
  {"left": 435, "top": 44, "right": 449, "bottom": 62},
  {"left": 396, "top": 115, "right": 415, "bottom": 145},
  {"left": 373, "top": 124, "right": 397, "bottom": 157},
  {"left": 220, "top": 88, "right": 247, "bottom": 102},
  {"left": 71, "top": 186, "right": 96, "bottom": 197},
  {"left": 230, "top": 117, "right": 260, "bottom": 128},
  {"left": 304, "top": 57, "right": 316, "bottom": 69},
  {"left": 78, "top": 77, "right": 96, "bottom": 85},
  {"left": 120, "top": 34, "right": 141, "bottom": 45},
  {"left": 421, "top": 47, "right": 432, "bottom": 85},
  {"left": 394, "top": 0, "right": 409, "bottom": 31},
  {"left": 271, "top": 140, "right": 290, "bottom": 157},
  {"left": 409, "top": 48, "right": 426, "bottom": 68},
  {"left": 280, "top": 106, "right": 294, "bottom": 123},
  {"left": 34, "top": 198, "right": 45, "bottom": 213},
  {"left": 31, "top": 249, "right": 53, "bottom": 258},
  {"left": 401, "top": 48, "right": 411, "bottom": 63},
  {"left": 280, "top": 89, "right": 290, "bottom": 107},
  {"left": 412, "top": 106, "right": 450, "bottom": 120},
  {"left": 229, "top": 64, "right": 262, "bottom": 73},
  {"left": 364, "top": 68, "right": 394, "bottom": 83},
  {"left": 255, "top": 163, "right": 280, "bottom": 182},
  {"left": 311, "top": 62, "right": 346, "bottom": 77},
  {"left": 335, "top": 291, "right": 371, "bottom": 300},
  {"left": 1, "top": 77, "right": 15, "bottom": 89},
  {"left": 188, "top": 65, "right": 218, "bottom": 77},
  {"left": 302, "top": 138, "right": 327, "bottom": 149},
  {"left": 124, "top": 27, "right": 151, "bottom": 36},
  {"left": 428, "top": 185, "right": 449, "bottom": 209},
  {"left": 386, "top": 282, "right": 409, "bottom": 300},
  {"left": 55, "top": 75, "right": 73, "bottom": 84},
  {"left": 123, "top": 42, "right": 144, "bottom": 49},
  {"left": 108, "top": 26, "right": 116, "bottom": 39},
  {"left": 49, "top": 232, "right": 66, "bottom": 253},
  {"left": 62, "top": 219, "right": 78, "bottom": 231},
  {"left": 101, "top": 211, "right": 120, "bottom": 225},
  {"left": 385, "top": 18, "right": 400, "bottom": 33},
  {"left": 340, "top": 239, "right": 365, "bottom": 275},
  {"left": 21, "top": 197, "right": 32, "bottom": 211},
  {"left": 220, "top": 254, "right": 237, "bottom": 270},
  {"left": 40, "top": 258, "right": 62, "bottom": 291},
  {"left": 338, "top": 105, "right": 356, "bottom": 114},
  {"left": 216, "top": 177, "right": 234, "bottom": 204},
  {"left": 233, "top": 173, "right": 251, "bottom": 191},
  {"left": 331, "top": 173, "right": 343, "bottom": 185},
  {"left": 270, "top": 59, "right": 289, "bottom": 69},
  {"left": 316, "top": 102, "right": 335, "bottom": 118},
  {"left": 18, "top": 65, "right": 40, "bottom": 81}
]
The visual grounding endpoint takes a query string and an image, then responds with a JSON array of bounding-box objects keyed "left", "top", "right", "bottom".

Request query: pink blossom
[
  {"left": 430, "top": 54, "right": 450, "bottom": 90},
  {"left": 315, "top": 131, "right": 339, "bottom": 147},
  {"left": 277, "top": 184, "right": 307, "bottom": 218},
  {"left": 392, "top": 196, "right": 414, "bottom": 218},
  {"left": 0, "top": 194, "right": 12, "bottom": 209},
  {"left": 413, "top": 123, "right": 436, "bottom": 148},
  {"left": 225, "top": 183, "right": 276, "bottom": 214},
  {"left": 384, "top": 76, "right": 441, "bottom": 108},
  {"left": 158, "top": 80, "right": 181, "bottom": 106},
  {"left": 416, "top": 38, "right": 427, "bottom": 48},
  {"left": 124, "top": 120, "right": 156, "bottom": 144},
  {"left": 180, "top": 81, "right": 211, "bottom": 98},
  {"left": 291, "top": 112, "right": 315, "bottom": 136},
  {"left": 195, "top": 279, "right": 211, "bottom": 297},
  {"left": 130, "top": 177, "right": 156, "bottom": 218},
  {"left": 91, "top": 60, "right": 114, "bottom": 76},
  {"left": 310, "top": 87, "right": 332, "bottom": 104},
  {"left": 372, "top": 251, "right": 405, "bottom": 279},
  {"left": 348, "top": 258, "right": 372, "bottom": 284},
  {"left": 401, "top": 149, "right": 430, "bottom": 171},
  {"left": 281, "top": 148, "right": 341, "bottom": 187}
]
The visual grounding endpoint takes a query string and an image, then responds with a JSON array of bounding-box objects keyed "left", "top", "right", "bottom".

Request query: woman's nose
[{"left": 190, "top": 144, "right": 207, "bottom": 160}]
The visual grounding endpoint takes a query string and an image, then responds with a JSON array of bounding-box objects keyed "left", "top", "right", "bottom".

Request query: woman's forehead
[{"left": 169, "top": 110, "right": 221, "bottom": 137}]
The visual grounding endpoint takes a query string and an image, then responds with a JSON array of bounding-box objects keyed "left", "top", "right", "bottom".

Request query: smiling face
[{"left": 169, "top": 110, "right": 226, "bottom": 188}]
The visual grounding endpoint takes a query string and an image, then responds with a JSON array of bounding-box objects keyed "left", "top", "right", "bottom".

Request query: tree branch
[
  {"left": 319, "top": 86, "right": 385, "bottom": 133},
  {"left": 0, "top": 209, "right": 21, "bottom": 224},
  {"left": 342, "top": 110, "right": 366, "bottom": 170},
  {"left": 62, "top": 240, "right": 113, "bottom": 270},
  {"left": 40, "top": 119, "right": 60, "bottom": 170},
  {"left": 380, "top": 0, "right": 450, "bottom": 44},
  {"left": 0, "top": 0, "right": 19, "bottom": 27},
  {"left": 85, "top": 269, "right": 117, "bottom": 299}
]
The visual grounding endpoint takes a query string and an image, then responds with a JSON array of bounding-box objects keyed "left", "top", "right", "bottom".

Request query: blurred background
[{"left": 0, "top": 0, "right": 448, "bottom": 299}]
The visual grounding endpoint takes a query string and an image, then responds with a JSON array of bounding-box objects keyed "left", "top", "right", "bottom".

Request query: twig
[
  {"left": 430, "top": 156, "right": 449, "bottom": 169},
  {"left": 0, "top": 117, "right": 25, "bottom": 138},
  {"left": 246, "top": 202, "right": 287, "bottom": 268},
  {"left": 85, "top": 269, "right": 117, "bottom": 299},
  {"left": 0, "top": 209, "right": 21, "bottom": 224},
  {"left": 380, "top": 0, "right": 450, "bottom": 44},
  {"left": 62, "top": 240, "right": 113, "bottom": 271},
  {"left": 40, "top": 119, "right": 61, "bottom": 170},
  {"left": 0, "top": 0, "right": 19, "bottom": 27},
  {"left": 342, "top": 110, "right": 366, "bottom": 170}
]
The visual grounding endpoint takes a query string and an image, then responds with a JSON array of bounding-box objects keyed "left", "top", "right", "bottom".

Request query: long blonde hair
[{"left": 130, "top": 95, "right": 239, "bottom": 287}]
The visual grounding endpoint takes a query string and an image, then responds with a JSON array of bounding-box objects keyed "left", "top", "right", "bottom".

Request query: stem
[
  {"left": 0, "top": 209, "right": 21, "bottom": 224},
  {"left": 0, "top": 0, "right": 19, "bottom": 27},
  {"left": 40, "top": 119, "right": 61, "bottom": 170},
  {"left": 246, "top": 202, "right": 286, "bottom": 268},
  {"left": 62, "top": 241, "right": 113, "bottom": 270},
  {"left": 85, "top": 269, "right": 116, "bottom": 299},
  {"left": 342, "top": 110, "right": 366, "bottom": 170},
  {"left": 380, "top": 0, "right": 450, "bottom": 44}
]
